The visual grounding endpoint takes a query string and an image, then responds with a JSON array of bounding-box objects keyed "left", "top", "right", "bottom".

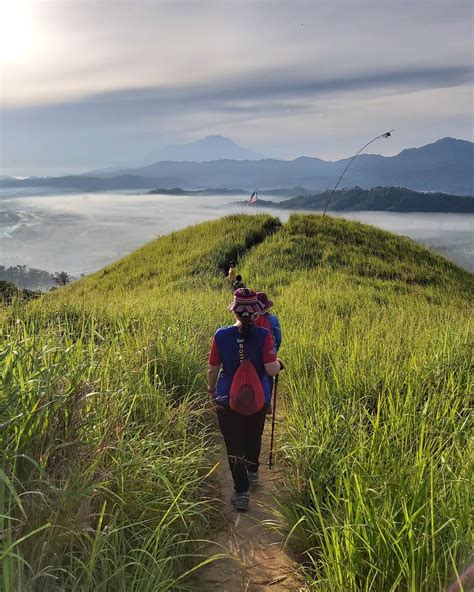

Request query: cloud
[
  {"left": 3, "top": 63, "right": 472, "bottom": 128},
  {"left": 0, "top": 0, "right": 473, "bottom": 173}
]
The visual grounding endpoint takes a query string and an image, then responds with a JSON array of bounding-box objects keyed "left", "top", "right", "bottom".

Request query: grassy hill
[
  {"left": 1, "top": 214, "right": 472, "bottom": 591},
  {"left": 260, "top": 186, "right": 474, "bottom": 212}
]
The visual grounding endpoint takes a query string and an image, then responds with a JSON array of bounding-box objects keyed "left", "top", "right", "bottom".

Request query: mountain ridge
[
  {"left": 84, "top": 136, "right": 474, "bottom": 194},
  {"left": 1, "top": 137, "right": 472, "bottom": 195}
]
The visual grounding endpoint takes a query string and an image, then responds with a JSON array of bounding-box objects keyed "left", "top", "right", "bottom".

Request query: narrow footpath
[{"left": 187, "top": 416, "right": 308, "bottom": 591}]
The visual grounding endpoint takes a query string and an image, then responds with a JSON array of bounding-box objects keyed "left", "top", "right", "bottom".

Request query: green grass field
[{"left": 1, "top": 214, "right": 472, "bottom": 591}]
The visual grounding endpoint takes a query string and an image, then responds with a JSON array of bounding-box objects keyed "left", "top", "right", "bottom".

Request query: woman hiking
[
  {"left": 255, "top": 292, "right": 282, "bottom": 415},
  {"left": 207, "top": 288, "right": 281, "bottom": 511},
  {"left": 255, "top": 292, "right": 282, "bottom": 351}
]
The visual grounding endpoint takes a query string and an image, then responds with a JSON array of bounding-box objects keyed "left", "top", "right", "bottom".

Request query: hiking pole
[{"left": 268, "top": 366, "right": 282, "bottom": 468}]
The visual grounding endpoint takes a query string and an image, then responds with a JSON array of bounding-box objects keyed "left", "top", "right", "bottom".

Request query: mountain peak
[
  {"left": 203, "top": 134, "right": 229, "bottom": 141},
  {"left": 397, "top": 136, "right": 473, "bottom": 161},
  {"left": 188, "top": 135, "right": 243, "bottom": 148},
  {"left": 433, "top": 136, "right": 470, "bottom": 145},
  {"left": 149, "top": 135, "right": 265, "bottom": 163}
]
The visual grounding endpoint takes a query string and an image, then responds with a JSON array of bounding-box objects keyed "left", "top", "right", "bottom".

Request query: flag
[{"left": 247, "top": 190, "right": 258, "bottom": 206}]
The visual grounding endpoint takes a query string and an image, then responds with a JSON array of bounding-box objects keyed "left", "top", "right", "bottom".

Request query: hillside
[
  {"left": 1, "top": 215, "right": 472, "bottom": 591},
  {"left": 259, "top": 186, "right": 474, "bottom": 213}
]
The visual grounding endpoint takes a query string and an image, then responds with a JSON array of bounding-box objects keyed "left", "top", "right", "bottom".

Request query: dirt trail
[{"left": 187, "top": 418, "right": 308, "bottom": 591}]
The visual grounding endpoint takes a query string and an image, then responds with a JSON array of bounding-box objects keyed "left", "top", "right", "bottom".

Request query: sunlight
[{"left": 0, "top": 0, "right": 33, "bottom": 65}]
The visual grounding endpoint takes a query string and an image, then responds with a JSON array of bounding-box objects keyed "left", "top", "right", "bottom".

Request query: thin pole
[
  {"left": 322, "top": 130, "right": 393, "bottom": 216},
  {"left": 268, "top": 374, "right": 279, "bottom": 468}
]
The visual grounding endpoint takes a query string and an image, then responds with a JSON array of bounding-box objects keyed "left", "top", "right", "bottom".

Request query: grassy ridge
[
  {"left": 47, "top": 214, "right": 280, "bottom": 309},
  {"left": 241, "top": 215, "right": 473, "bottom": 590},
  {"left": 262, "top": 186, "right": 474, "bottom": 213},
  {"left": 0, "top": 215, "right": 279, "bottom": 591},
  {"left": 1, "top": 213, "right": 472, "bottom": 591}
]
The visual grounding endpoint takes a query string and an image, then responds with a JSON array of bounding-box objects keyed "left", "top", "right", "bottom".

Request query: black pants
[{"left": 216, "top": 404, "right": 268, "bottom": 493}]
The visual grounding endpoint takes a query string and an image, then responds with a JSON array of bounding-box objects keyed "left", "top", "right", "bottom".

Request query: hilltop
[{"left": 2, "top": 214, "right": 472, "bottom": 591}]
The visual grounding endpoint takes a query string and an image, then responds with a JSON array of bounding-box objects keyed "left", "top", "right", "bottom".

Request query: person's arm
[
  {"left": 264, "top": 360, "right": 280, "bottom": 377},
  {"left": 271, "top": 315, "right": 282, "bottom": 351},
  {"left": 262, "top": 331, "right": 280, "bottom": 376},
  {"left": 207, "top": 336, "right": 221, "bottom": 401},
  {"left": 207, "top": 365, "right": 220, "bottom": 399}
]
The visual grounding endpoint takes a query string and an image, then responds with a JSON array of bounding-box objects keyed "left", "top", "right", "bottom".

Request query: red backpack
[{"left": 229, "top": 338, "right": 265, "bottom": 415}]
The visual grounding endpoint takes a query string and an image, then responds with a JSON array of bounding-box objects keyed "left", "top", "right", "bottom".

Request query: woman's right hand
[{"left": 264, "top": 359, "right": 281, "bottom": 376}]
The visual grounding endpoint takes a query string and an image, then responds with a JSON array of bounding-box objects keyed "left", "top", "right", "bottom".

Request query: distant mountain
[
  {"left": 256, "top": 186, "right": 474, "bottom": 213},
  {"left": 85, "top": 135, "right": 264, "bottom": 176},
  {"left": 86, "top": 137, "right": 473, "bottom": 195},
  {"left": 1, "top": 137, "right": 472, "bottom": 196},
  {"left": 149, "top": 135, "right": 264, "bottom": 162}
]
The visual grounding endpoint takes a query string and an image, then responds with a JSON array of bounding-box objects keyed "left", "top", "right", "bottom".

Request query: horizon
[
  {"left": 2, "top": 134, "right": 472, "bottom": 180},
  {"left": 1, "top": 0, "right": 473, "bottom": 177}
]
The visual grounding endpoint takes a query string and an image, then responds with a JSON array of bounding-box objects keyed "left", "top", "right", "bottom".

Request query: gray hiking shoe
[
  {"left": 231, "top": 491, "right": 250, "bottom": 511},
  {"left": 247, "top": 471, "right": 259, "bottom": 486}
]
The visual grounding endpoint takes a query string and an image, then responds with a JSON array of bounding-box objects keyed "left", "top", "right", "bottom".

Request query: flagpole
[{"left": 322, "top": 130, "right": 393, "bottom": 216}]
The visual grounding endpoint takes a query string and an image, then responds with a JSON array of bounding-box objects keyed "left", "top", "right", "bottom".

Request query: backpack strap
[{"left": 237, "top": 337, "right": 246, "bottom": 365}]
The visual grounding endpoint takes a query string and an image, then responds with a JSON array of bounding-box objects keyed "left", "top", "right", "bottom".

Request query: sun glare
[{"left": 0, "top": 0, "right": 33, "bottom": 66}]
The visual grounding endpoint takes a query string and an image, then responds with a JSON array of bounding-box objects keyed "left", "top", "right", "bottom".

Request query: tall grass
[
  {"left": 0, "top": 215, "right": 279, "bottom": 591},
  {"left": 242, "top": 214, "right": 473, "bottom": 591},
  {"left": 1, "top": 212, "right": 472, "bottom": 590}
]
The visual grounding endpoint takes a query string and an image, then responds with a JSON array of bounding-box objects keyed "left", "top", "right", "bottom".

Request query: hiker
[
  {"left": 232, "top": 275, "right": 246, "bottom": 291},
  {"left": 207, "top": 288, "right": 281, "bottom": 511},
  {"left": 255, "top": 292, "right": 282, "bottom": 415},
  {"left": 255, "top": 292, "right": 282, "bottom": 351},
  {"left": 227, "top": 260, "right": 237, "bottom": 286}
]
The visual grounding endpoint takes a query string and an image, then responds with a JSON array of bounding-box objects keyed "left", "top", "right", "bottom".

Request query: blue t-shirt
[
  {"left": 212, "top": 325, "right": 274, "bottom": 406},
  {"left": 267, "top": 313, "right": 282, "bottom": 351},
  {"left": 256, "top": 312, "right": 282, "bottom": 351}
]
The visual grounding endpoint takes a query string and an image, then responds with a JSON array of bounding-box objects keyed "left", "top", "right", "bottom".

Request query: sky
[{"left": 0, "top": 0, "right": 473, "bottom": 176}]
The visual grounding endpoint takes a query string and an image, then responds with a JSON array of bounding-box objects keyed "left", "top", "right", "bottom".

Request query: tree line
[{"left": 0, "top": 265, "right": 73, "bottom": 291}]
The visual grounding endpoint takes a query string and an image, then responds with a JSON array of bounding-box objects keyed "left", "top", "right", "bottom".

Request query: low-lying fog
[{"left": 1, "top": 191, "right": 473, "bottom": 276}]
